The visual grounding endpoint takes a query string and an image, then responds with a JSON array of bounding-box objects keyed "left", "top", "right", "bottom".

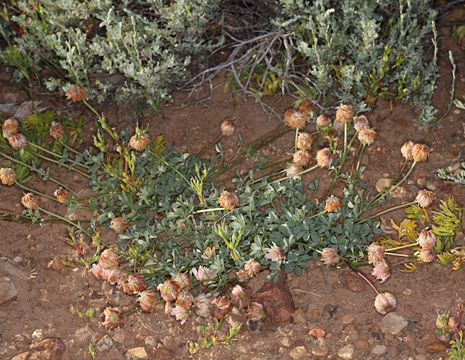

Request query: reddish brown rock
[
  {"left": 253, "top": 272, "right": 296, "bottom": 329},
  {"left": 19, "top": 338, "right": 66, "bottom": 360},
  {"left": 0, "top": 277, "right": 17, "bottom": 304}
]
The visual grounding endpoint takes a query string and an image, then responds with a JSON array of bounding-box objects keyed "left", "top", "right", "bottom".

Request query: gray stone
[
  {"left": 125, "top": 347, "right": 148, "bottom": 359},
  {"left": 13, "top": 100, "right": 47, "bottom": 120},
  {"left": 338, "top": 344, "right": 355, "bottom": 359},
  {"left": 289, "top": 346, "right": 308, "bottom": 359},
  {"left": 73, "top": 326, "right": 93, "bottom": 343},
  {"left": 371, "top": 344, "right": 386, "bottom": 355},
  {"left": 0, "top": 277, "right": 17, "bottom": 304},
  {"left": 380, "top": 312, "right": 408, "bottom": 335},
  {"left": 96, "top": 334, "right": 115, "bottom": 352}
]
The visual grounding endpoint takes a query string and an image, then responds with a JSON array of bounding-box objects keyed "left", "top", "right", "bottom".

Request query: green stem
[
  {"left": 0, "top": 149, "right": 76, "bottom": 194},
  {"left": 83, "top": 99, "right": 101, "bottom": 119},
  {"left": 269, "top": 164, "right": 319, "bottom": 185},
  {"left": 148, "top": 150, "right": 191, "bottom": 186},
  {"left": 58, "top": 139, "right": 81, "bottom": 156},
  {"left": 358, "top": 201, "right": 414, "bottom": 224},
  {"left": 351, "top": 143, "right": 365, "bottom": 185},
  {"left": 385, "top": 242, "right": 419, "bottom": 252},
  {"left": 15, "top": 181, "right": 59, "bottom": 203},
  {"left": 294, "top": 128, "right": 299, "bottom": 152},
  {"left": 73, "top": 192, "right": 108, "bottom": 201},
  {"left": 327, "top": 122, "right": 351, "bottom": 196},
  {"left": 296, "top": 242, "right": 321, "bottom": 254},
  {"left": 38, "top": 206, "right": 91, "bottom": 238},
  {"left": 384, "top": 252, "right": 411, "bottom": 258},
  {"left": 28, "top": 142, "right": 89, "bottom": 169},
  {"left": 26, "top": 147, "right": 90, "bottom": 179},
  {"left": 308, "top": 209, "right": 328, "bottom": 219},
  {"left": 197, "top": 133, "right": 223, "bottom": 157},
  {"left": 193, "top": 207, "right": 226, "bottom": 214}
]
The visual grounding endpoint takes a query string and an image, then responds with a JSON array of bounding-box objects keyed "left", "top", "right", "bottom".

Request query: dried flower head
[
  {"left": 286, "top": 163, "right": 303, "bottom": 179},
  {"left": 176, "top": 290, "right": 194, "bottom": 310},
  {"left": 320, "top": 248, "right": 340, "bottom": 266},
  {"left": 284, "top": 109, "right": 306, "bottom": 129},
  {"left": 374, "top": 292, "right": 397, "bottom": 315},
  {"left": 9, "top": 133, "right": 27, "bottom": 150},
  {"left": 2, "top": 119, "right": 20, "bottom": 138},
  {"left": 65, "top": 85, "right": 86, "bottom": 102},
  {"left": 417, "top": 248, "right": 436, "bottom": 263},
  {"left": 417, "top": 229, "right": 437, "bottom": 250},
  {"left": 230, "top": 285, "right": 251, "bottom": 309},
  {"left": 110, "top": 217, "right": 128, "bottom": 234},
  {"left": 324, "top": 195, "right": 342, "bottom": 213},
  {"left": 54, "top": 187, "right": 70, "bottom": 204},
  {"left": 210, "top": 296, "right": 230, "bottom": 319},
  {"left": 353, "top": 115, "right": 370, "bottom": 132},
  {"left": 264, "top": 244, "right": 286, "bottom": 264},
  {"left": 173, "top": 272, "right": 192, "bottom": 290},
  {"left": 21, "top": 193, "right": 39, "bottom": 210},
  {"left": 100, "top": 268, "right": 122, "bottom": 284},
  {"left": 358, "top": 127, "right": 377, "bottom": 146},
  {"left": 247, "top": 302, "right": 266, "bottom": 321},
  {"left": 296, "top": 132, "right": 313, "bottom": 151},
  {"left": 98, "top": 249, "right": 119, "bottom": 270},
  {"left": 220, "top": 117, "right": 235, "bottom": 136},
  {"left": 367, "top": 243, "right": 386, "bottom": 265},
  {"left": 371, "top": 260, "right": 390, "bottom": 283},
  {"left": 415, "top": 189, "right": 435, "bottom": 208},
  {"left": 103, "top": 307, "right": 122, "bottom": 329},
  {"left": 316, "top": 148, "right": 333, "bottom": 168},
  {"left": 49, "top": 121, "right": 64, "bottom": 140},
  {"left": 336, "top": 104, "right": 354, "bottom": 124},
  {"left": 124, "top": 274, "right": 146, "bottom": 294},
  {"left": 157, "top": 279, "right": 180, "bottom": 302},
  {"left": 193, "top": 293, "right": 212, "bottom": 318},
  {"left": 244, "top": 258, "right": 261, "bottom": 277},
  {"left": 236, "top": 269, "right": 249, "bottom": 282},
  {"left": 218, "top": 190, "right": 239, "bottom": 210},
  {"left": 299, "top": 100, "right": 314, "bottom": 116},
  {"left": 401, "top": 140, "right": 415, "bottom": 161},
  {"left": 129, "top": 133, "right": 150, "bottom": 152},
  {"left": 412, "top": 143, "right": 429, "bottom": 162},
  {"left": 139, "top": 290, "right": 157, "bottom": 312},
  {"left": 316, "top": 114, "right": 331, "bottom": 127},
  {"left": 293, "top": 150, "right": 312, "bottom": 168},
  {"left": 171, "top": 305, "right": 190, "bottom": 324},
  {"left": 0, "top": 168, "right": 16, "bottom": 186}
]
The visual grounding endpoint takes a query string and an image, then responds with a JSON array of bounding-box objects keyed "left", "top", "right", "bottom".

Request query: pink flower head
[
  {"left": 236, "top": 269, "right": 249, "bottom": 283},
  {"left": 98, "top": 249, "right": 119, "bottom": 270},
  {"left": 173, "top": 272, "right": 192, "bottom": 290},
  {"left": 157, "top": 279, "right": 180, "bottom": 302},
  {"left": 220, "top": 117, "right": 235, "bottom": 136},
  {"left": 353, "top": 115, "right": 370, "bottom": 132},
  {"left": 367, "top": 243, "right": 386, "bottom": 265},
  {"left": 293, "top": 150, "right": 312, "bottom": 168},
  {"left": 357, "top": 127, "right": 377, "bottom": 146},
  {"left": 296, "top": 132, "right": 313, "bottom": 151},
  {"left": 284, "top": 109, "right": 306, "bottom": 129},
  {"left": 417, "top": 229, "right": 437, "bottom": 250},
  {"left": 100, "top": 268, "right": 122, "bottom": 284},
  {"left": 286, "top": 163, "right": 303, "bottom": 179},
  {"left": 247, "top": 302, "right": 266, "bottom": 321},
  {"left": 417, "top": 248, "right": 436, "bottom": 263},
  {"left": 401, "top": 140, "right": 415, "bottom": 161},
  {"left": 316, "top": 148, "right": 333, "bottom": 168},
  {"left": 264, "top": 244, "right": 286, "bottom": 264},
  {"left": 320, "top": 248, "right": 340, "bottom": 266},
  {"left": 91, "top": 262, "right": 103, "bottom": 280},
  {"left": 371, "top": 260, "right": 390, "bottom": 283},
  {"left": 192, "top": 266, "right": 216, "bottom": 282},
  {"left": 374, "top": 292, "right": 397, "bottom": 315},
  {"left": 415, "top": 189, "right": 435, "bottom": 208},
  {"left": 193, "top": 293, "right": 212, "bottom": 318},
  {"left": 210, "top": 296, "right": 230, "bottom": 319},
  {"left": 124, "top": 273, "right": 146, "bottom": 294},
  {"left": 103, "top": 307, "right": 122, "bottom": 329},
  {"left": 139, "top": 290, "right": 157, "bottom": 312},
  {"left": 9, "top": 133, "right": 27, "bottom": 150},
  {"left": 316, "top": 114, "right": 331, "bottom": 127},
  {"left": 244, "top": 258, "right": 261, "bottom": 277},
  {"left": 218, "top": 190, "right": 239, "bottom": 210},
  {"left": 175, "top": 290, "right": 194, "bottom": 310},
  {"left": 230, "top": 285, "right": 251, "bottom": 309},
  {"left": 2, "top": 118, "right": 20, "bottom": 138},
  {"left": 170, "top": 305, "right": 190, "bottom": 324}
]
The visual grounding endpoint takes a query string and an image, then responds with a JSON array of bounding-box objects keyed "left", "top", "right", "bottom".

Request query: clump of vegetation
[{"left": 1, "top": 1, "right": 444, "bottom": 125}]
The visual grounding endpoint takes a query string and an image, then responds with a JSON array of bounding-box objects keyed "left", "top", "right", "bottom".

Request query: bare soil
[{"left": 1, "top": 10, "right": 465, "bottom": 360}]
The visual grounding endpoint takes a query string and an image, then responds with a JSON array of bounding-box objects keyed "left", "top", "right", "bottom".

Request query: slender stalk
[
  {"left": 26, "top": 147, "right": 91, "bottom": 178},
  {"left": 0, "top": 149, "right": 76, "bottom": 194},
  {"left": 15, "top": 181, "right": 59, "bottom": 203},
  {"left": 28, "top": 142, "right": 89, "bottom": 169},
  {"left": 327, "top": 122, "right": 350, "bottom": 196},
  {"left": 346, "top": 261, "right": 379, "bottom": 295},
  {"left": 83, "top": 99, "right": 101, "bottom": 119},
  {"left": 308, "top": 209, "right": 327, "bottom": 219},
  {"left": 269, "top": 164, "right": 319, "bottom": 185},
  {"left": 58, "top": 139, "right": 82, "bottom": 156},
  {"left": 385, "top": 242, "right": 419, "bottom": 252},
  {"left": 38, "top": 206, "right": 91, "bottom": 238},
  {"left": 193, "top": 207, "right": 226, "bottom": 214},
  {"left": 294, "top": 128, "right": 299, "bottom": 152},
  {"left": 358, "top": 201, "right": 414, "bottom": 224},
  {"left": 296, "top": 242, "right": 321, "bottom": 253},
  {"left": 148, "top": 150, "right": 190, "bottom": 186},
  {"left": 73, "top": 192, "right": 108, "bottom": 201},
  {"left": 351, "top": 143, "right": 365, "bottom": 184},
  {"left": 370, "top": 159, "right": 409, "bottom": 206},
  {"left": 384, "top": 252, "right": 411, "bottom": 258},
  {"left": 197, "top": 133, "right": 223, "bottom": 157}
]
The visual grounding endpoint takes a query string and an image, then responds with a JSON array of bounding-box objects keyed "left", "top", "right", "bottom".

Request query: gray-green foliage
[
  {"left": 275, "top": 0, "right": 438, "bottom": 122},
  {"left": 75, "top": 133, "right": 379, "bottom": 289},
  {"left": 8, "top": 0, "right": 221, "bottom": 106},
  {"left": 437, "top": 162, "right": 465, "bottom": 186}
]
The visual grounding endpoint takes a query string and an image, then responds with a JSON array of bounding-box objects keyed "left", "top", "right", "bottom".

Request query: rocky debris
[
  {"left": 13, "top": 100, "right": 47, "bottom": 120},
  {"left": 425, "top": 342, "right": 447, "bottom": 353},
  {"left": 0, "top": 257, "right": 30, "bottom": 280},
  {"left": 292, "top": 308, "right": 307, "bottom": 326},
  {"left": 380, "top": 312, "right": 408, "bottom": 335},
  {"left": 337, "top": 344, "right": 355, "bottom": 359},
  {"left": 371, "top": 344, "right": 386, "bottom": 355},
  {"left": 152, "top": 346, "right": 173, "bottom": 359},
  {"left": 0, "top": 277, "right": 17, "bottom": 304},
  {"left": 355, "top": 338, "right": 370, "bottom": 350},
  {"left": 97, "top": 334, "right": 115, "bottom": 352},
  {"left": 311, "top": 345, "right": 329, "bottom": 357},
  {"left": 338, "top": 271, "right": 365, "bottom": 292},
  {"left": 125, "top": 347, "right": 148, "bottom": 359},
  {"left": 376, "top": 177, "right": 392, "bottom": 192},
  {"left": 341, "top": 314, "right": 355, "bottom": 325},
  {"left": 288, "top": 345, "right": 308, "bottom": 359},
  {"left": 32, "top": 329, "right": 45, "bottom": 342},
  {"left": 253, "top": 272, "right": 296, "bottom": 328},
  {"left": 47, "top": 258, "right": 66, "bottom": 272},
  {"left": 12, "top": 338, "right": 65, "bottom": 360}
]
